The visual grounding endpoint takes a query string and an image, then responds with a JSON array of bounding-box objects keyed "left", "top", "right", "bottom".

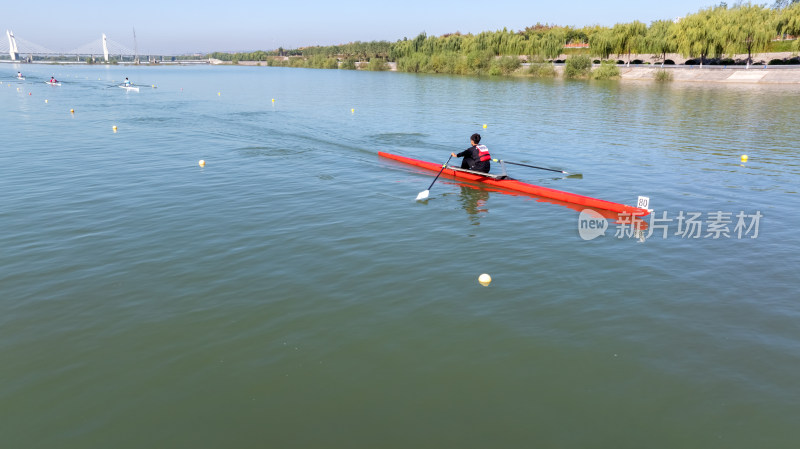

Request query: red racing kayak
[{"left": 379, "top": 151, "right": 650, "bottom": 217}]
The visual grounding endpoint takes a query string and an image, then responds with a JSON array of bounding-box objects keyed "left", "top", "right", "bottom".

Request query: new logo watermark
[
  {"left": 578, "top": 209, "right": 608, "bottom": 240},
  {"left": 578, "top": 209, "right": 763, "bottom": 241}
]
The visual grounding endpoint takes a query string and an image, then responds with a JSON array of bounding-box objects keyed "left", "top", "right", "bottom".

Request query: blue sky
[{"left": 4, "top": 1, "right": 716, "bottom": 54}]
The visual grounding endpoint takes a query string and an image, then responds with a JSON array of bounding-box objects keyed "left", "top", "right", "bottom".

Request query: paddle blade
[{"left": 416, "top": 190, "right": 430, "bottom": 201}]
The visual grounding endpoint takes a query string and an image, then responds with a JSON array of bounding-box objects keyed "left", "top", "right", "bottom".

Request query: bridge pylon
[
  {"left": 6, "top": 30, "right": 19, "bottom": 61},
  {"left": 102, "top": 34, "right": 109, "bottom": 62}
]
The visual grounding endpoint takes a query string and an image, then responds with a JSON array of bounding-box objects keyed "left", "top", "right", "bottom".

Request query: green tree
[
  {"left": 646, "top": 20, "right": 677, "bottom": 66},
  {"left": 722, "top": 4, "right": 777, "bottom": 66},
  {"left": 612, "top": 21, "right": 647, "bottom": 66},
  {"left": 673, "top": 7, "right": 726, "bottom": 67},
  {"left": 540, "top": 28, "right": 566, "bottom": 59},
  {"left": 777, "top": 2, "right": 800, "bottom": 51},
  {"left": 588, "top": 27, "right": 615, "bottom": 59},
  {"left": 565, "top": 27, "right": 589, "bottom": 45}
]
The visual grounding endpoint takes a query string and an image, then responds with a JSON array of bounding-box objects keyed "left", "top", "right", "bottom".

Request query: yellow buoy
[
  {"left": 70, "top": 109, "right": 74, "bottom": 113},
  {"left": 272, "top": 98, "right": 275, "bottom": 103},
  {"left": 741, "top": 154, "right": 748, "bottom": 163},
  {"left": 45, "top": 99, "right": 48, "bottom": 103},
  {"left": 478, "top": 273, "right": 492, "bottom": 286},
  {"left": 218, "top": 92, "right": 221, "bottom": 96},
  {"left": 112, "top": 125, "right": 118, "bottom": 132},
  {"left": 351, "top": 108, "right": 355, "bottom": 113},
  {"left": 199, "top": 160, "right": 206, "bottom": 167},
  {"left": 482, "top": 124, "right": 487, "bottom": 129}
]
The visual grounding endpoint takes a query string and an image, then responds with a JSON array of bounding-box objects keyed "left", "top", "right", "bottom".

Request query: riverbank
[
  {"left": 231, "top": 58, "right": 800, "bottom": 84},
  {"left": 616, "top": 66, "right": 800, "bottom": 83},
  {"left": 224, "top": 51, "right": 800, "bottom": 84}
]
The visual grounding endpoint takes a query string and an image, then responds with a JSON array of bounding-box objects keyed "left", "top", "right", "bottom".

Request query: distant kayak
[
  {"left": 119, "top": 85, "right": 139, "bottom": 92},
  {"left": 16, "top": 76, "right": 25, "bottom": 80},
  {"left": 45, "top": 81, "right": 61, "bottom": 86}
]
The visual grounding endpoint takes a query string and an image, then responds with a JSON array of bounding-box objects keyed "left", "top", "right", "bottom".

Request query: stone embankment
[
  {"left": 570, "top": 51, "right": 800, "bottom": 84},
  {"left": 617, "top": 66, "right": 800, "bottom": 84},
  {"left": 221, "top": 52, "right": 800, "bottom": 83}
]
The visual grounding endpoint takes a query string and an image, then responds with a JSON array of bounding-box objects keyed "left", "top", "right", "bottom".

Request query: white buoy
[
  {"left": 478, "top": 273, "right": 492, "bottom": 286},
  {"left": 199, "top": 160, "right": 206, "bottom": 167}
]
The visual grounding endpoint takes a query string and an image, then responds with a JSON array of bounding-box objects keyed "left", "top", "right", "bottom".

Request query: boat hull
[{"left": 379, "top": 151, "right": 649, "bottom": 217}]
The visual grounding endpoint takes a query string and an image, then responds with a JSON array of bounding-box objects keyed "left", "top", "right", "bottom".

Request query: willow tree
[
  {"left": 777, "top": 2, "right": 800, "bottom": 50},
  {"left": 612, "top": 21, "right": 647, "bottom": 66},
  {"left": 540, "top": 28, "right": 566, "bottom": 59},
  {"left": 438, "top": 33, "right": 465, "bottom": 54},
  {"left": 673, "top": 7, "right": 726, "bottom": 67},
  {"left": 646, "top": 20, "right": 677, "bottom": 66},
  {"left": 722, "top": 4, "right": 777, "bottom": 67},
  {"left": 523, "top": 33, "right": 543, "bottom": 60},
  {"left": 588, "top": 27, "right": 614, "bottom": 59}
]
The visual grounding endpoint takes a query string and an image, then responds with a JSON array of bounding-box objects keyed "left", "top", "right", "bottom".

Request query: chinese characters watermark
[{"left": 578, "top": 209, "right": 762, "bottom": 241}]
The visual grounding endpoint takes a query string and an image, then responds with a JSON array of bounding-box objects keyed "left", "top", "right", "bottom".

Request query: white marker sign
[{"left": 637, "top": 196, "right": 650, "bottom": 211}]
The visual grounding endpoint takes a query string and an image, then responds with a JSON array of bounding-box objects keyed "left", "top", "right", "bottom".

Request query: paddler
[
  {"left": 451, "top": 133, "right": 491, "bottom": 173},
  {"left": 17, "top": 72, "right": 22, "bottom": 79},
  {"left": 124, "top": 77, "right": 131, "bottom": 87},
  {"left": 49, "top": 76, "right": 58, "bottom": 83}
]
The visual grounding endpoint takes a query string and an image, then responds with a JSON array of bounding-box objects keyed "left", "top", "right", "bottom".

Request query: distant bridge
[{"left": 2, "top": 30, "right": 203, "bottom": 63}]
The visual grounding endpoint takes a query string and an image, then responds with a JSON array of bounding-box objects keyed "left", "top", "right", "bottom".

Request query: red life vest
[{"left": 476, "top": 145, "right": 491, "bottom": 162}]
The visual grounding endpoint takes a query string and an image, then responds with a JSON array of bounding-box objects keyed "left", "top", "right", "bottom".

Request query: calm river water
[{"left": 1, "top": 64, "right": 798, "bottom": 448}]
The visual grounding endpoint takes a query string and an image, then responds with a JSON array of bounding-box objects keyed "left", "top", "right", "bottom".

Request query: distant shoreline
[
  {"left": 7, "top": 55, "right": 800, "bottom": 84},
  {"left": 224, "top": 52, "right": 800, "bottom": 84}
]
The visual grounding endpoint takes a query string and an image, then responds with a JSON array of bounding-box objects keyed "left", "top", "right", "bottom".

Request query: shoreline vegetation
[{"left": 208, "top": 3, "right": 800, "bottom": 80}]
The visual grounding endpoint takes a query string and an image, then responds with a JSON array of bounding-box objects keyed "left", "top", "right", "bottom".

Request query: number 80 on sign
[{"left": 637, "top": 196, "right": 651, "bottom": 211}]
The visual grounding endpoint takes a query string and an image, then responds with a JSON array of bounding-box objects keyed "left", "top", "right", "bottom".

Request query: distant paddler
[
  {"left": 17, "top": 72, "right": 23, "bottom": 79},
  {"left": 451, "top": 133, "right": 491, "bottom": 174},
  {"left": 124, "top": 77, "right": 131, "bottom": 87},
  {"left": 49, "top": 76, "right": 58, "bottom": 83}
]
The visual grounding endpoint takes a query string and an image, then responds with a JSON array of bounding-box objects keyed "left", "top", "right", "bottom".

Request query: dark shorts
[{"left": 462, "top": 158, "right": 490, "bottom": 173}]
